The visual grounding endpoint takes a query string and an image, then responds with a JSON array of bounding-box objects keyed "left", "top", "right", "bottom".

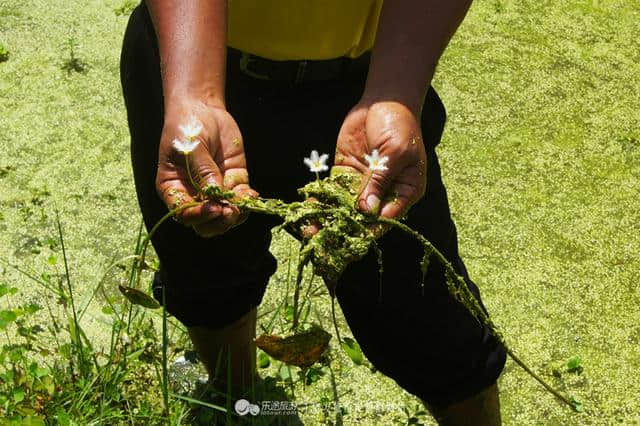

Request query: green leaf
[
  {"left": 9, "top": 347, "right": 24, "bottom": 362},
  {"left": 47, "top": 255, "right": 57, "bottom": 265},
  {"left": 0, "top": 370, "right": 13, "bottom": 382},
  {"left": 13, "top": 387, "right": 25, "bottom": 403},
  {"left": 56, "top": 409, "right": 71, "bottom": 426},
  {"left": 567, "top": 356, "right": 583, "bottom": 373},
  {"left": 35, "top": 367, "right": 49, "bottom": 378},
  {"left": 0, "top": 284, "right": 13, "bottom": 298},
  {"left": 278, "top": 364, "right": 296, "bottom": 382},
  {"left": 42, "top": 375, "right": 55, "bottom": 395},
  {"left": 257, "top": 351, "right": 270, "bottom": 369},
  {"left": 284, "top": 305, "right": 294, "bottom": 322},
  {"left": 67, "top": 317, "right": 79, "bottom": 347},
  {"left": 22, "top": 415, "right": 46, "bottom": 426},
  {"left": 101, "top": 305, "right": 114, "bottom": 315},
  {"left": 304, "top": 366, "right": 324, "bottom": 385},
  {"left": 340, "top": 337, "right": 363, "bottom": 366},
  {"left": 0, "top": 310, "right": 17, "bottom": 323},
  {"left": 570, "top": 396, "right": 584, "bottom": 412},
  {"left": 126, "top": 348, "right": 145, "bottom": 361},
  {"left": 24, "top": 304, "right": 42, "bottom": 314},
  {"left": 59, "top": 343, "right": 72, "bottom": 359}
]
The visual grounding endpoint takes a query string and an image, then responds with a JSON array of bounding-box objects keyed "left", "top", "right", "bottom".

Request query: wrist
[
  {"left": 163, "top": 92, "right": 227, "bottom": 123},
  {"left": 164, "top": 87, "right": 226, "bottom": 112},
  {"left": 356, "top": 97, "right": 423, "bottom": 125},
  {"left": 360, "top": 81, "right": 428, "bottom": 117}
]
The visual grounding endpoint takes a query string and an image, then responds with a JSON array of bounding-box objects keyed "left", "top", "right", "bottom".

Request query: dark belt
[{"left": 227, "top": 47, "right": 370, "bottom": 84}]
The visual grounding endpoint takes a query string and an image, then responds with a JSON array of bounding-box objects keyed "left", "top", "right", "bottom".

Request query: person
[{"left": 120, "top": 1, "right": 506, "bottom": 424}]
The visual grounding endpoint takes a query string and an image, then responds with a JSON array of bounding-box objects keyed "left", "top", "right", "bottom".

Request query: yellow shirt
[{"left": 227, "top": 0, "right": 383, "bottom": 60}]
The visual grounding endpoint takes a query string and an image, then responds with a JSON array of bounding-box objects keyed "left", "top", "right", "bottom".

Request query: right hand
[{"left": 156, "top": 99, "right": 257, "bottom": 237}]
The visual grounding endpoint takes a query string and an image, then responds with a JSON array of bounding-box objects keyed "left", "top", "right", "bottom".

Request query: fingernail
[
  {"left": 366, "top": 194, "right": 380, "bottom": 214},
  {"left": 203, "top": 202, "right": 219, "bottom": 217}
]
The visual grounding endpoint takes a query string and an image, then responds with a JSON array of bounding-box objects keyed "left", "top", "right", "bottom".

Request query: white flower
[
  {"left": 173, "top": 138, "right": 200, "bottom": 154},
  {"left": 364, "top": 149, "right": 389, "bottom": 171},
  {"left": 178, "top": 117, "right": 203, "bottom": 140},
  {"left": 303, "top": 150, "right": 329, "bottom": 173}
]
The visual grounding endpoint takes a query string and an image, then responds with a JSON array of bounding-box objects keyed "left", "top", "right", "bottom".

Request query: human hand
[
  {"left": 156, "top": 99, "right": 257, "bottom": 237},
  {"left": 334, "top": 100, "right": 427, "bottom": 220}
]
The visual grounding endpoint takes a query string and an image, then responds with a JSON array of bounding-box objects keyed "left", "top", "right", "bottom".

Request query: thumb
[
  {"left": 187, "top": 146, "right": 224, "bottom": 190},
  {"left": 358, "top": 169, "right": 395, "bottom": 215}
]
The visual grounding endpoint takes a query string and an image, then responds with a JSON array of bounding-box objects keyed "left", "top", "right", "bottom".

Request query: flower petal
[{"left": 304, "top": 158, "right": 314, "bottom": 169}]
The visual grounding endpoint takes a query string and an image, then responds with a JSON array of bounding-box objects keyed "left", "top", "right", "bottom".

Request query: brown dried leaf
[
  {"left": 255, "top": 326, "right": 331, "bottom": 368},
  {"left": 118, "top": 285, "right": 161, "bottom": 309}
]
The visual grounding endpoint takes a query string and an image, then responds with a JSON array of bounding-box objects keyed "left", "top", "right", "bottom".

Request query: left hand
[{"left": 334, "top": 100, "right": 427, "bottom": 219}]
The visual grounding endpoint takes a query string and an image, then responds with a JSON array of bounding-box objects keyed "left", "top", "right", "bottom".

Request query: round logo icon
[
  {"left": 249, "top": 404, "right": 260, "bottom": 416},
  {"left": 235, "top": 399, "right": 250, "bottom": 416},
  {"left": 235, "top": 399, "right": 260, "bottom": 416}
]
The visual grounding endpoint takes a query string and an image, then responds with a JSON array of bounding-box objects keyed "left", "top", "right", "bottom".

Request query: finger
[
  {"left": 379, "top": 170, "right": 426, "bottom": 219},
  {"left": 222, "top": 171, "right": 255, "bottom": 227},
  {"left": 215, "top": 112, "right": 249, "bottom": 173},
  {"left": 223, "top": 168, "right": 257, "bottom": 196},
  {"left": 176, "top": 140, "right": 233, "bottom": 226},
  {"left": 192, "top": 205, "right": 241, "bottom": 238},
  {"left": 193, "top": 177, "right": 251, "bottom": 237},
  {"left": 334, "top": 107, "right": 371, "bottom": 174},
  {"left": 302, "top": 223, "right": 321, "bottom": 239},
  {"left": 188, "top": 145, "right": 225, "bottom": 190},
  {"left": 192, "top": 166, "right": 253, "bottom": 237},
  {"left": 301, "top": 197, "right": 321, "bottom": 238},
  {"left": 379, "top": 187, "right": 412, "bottom": 219},
  {"left": 193, "top": 220, "right": 234, "bottom": 238},
  {"left": 358, "top": 169, "right": 395, "bottom": 215},
  {"left": 159, "top": 183, "right": 223, "bottom": 225}
]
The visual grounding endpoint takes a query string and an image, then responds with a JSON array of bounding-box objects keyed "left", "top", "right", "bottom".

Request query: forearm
[
  {"left": 363, "top": 0, "right": 472, "bottom": 114},
  {"left": 146, "top": 0, "right": 227, "bottom": 109}
]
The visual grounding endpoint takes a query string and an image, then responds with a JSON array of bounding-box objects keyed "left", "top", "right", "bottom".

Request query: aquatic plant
[{"left": 119, "top": 119, "right": 583, "bottom": 413}]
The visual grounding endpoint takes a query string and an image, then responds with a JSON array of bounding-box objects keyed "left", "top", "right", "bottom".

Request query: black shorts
[{"left": 120, "top": 4, "right": 506, "bottom": 407}]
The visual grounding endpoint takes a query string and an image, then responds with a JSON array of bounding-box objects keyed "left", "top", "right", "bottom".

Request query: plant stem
[
  {"left": 126, "top": 221, "right": 145, "bottom": 338},
  {"left": 330, "top": 296, "right": 342, "bottom": 345},
  {"left": 135, "top": 201, "right": 202, "bottom": 290},
  {"left": 56, "top": 210, "right": 86, "bottom": 376},
  {"left": 377, "top": 215, "right": 579, "bottom": 412},
  {"left": 292, "top": 260, "right": 304, "bottom": 331},
  {"left": 184, "top": 153, "right": 202, "bottom": 196},
  {"left": 296, "top": 272, "right": 316, "bottom": 323},
  {"left": 285, "top": 239, "right": 294, "bottom": 310},
  {"left": 200, "top": 182, "right": 580, "bottom": 412},
  {"left": 354, "top": 170, "right": 373, "bottom": 211},
  {"left": 161, "top": 285, "right": 169, "bottom": 415},
  {"left": 505, "top": 347, "right": 577, "bottom": 409}
]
